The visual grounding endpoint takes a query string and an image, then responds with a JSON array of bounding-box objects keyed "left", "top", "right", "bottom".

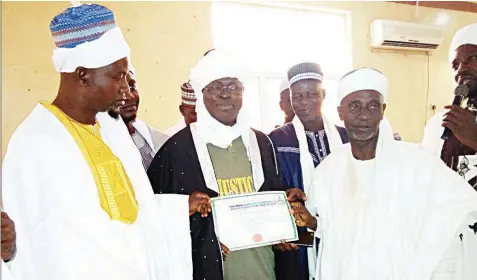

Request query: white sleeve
[
  {"left": 2, "top": 144, "right": 41, "bottom": 280},
  {"left": 431, "top": 229, "right": 463, "bottom": 280},
  {"left": 2, "top": 260, "right": 16, "bottom": 280},
  {"left": 306, "top": 171, "right": 325, "bottom": 237},
  {"left": 421, "top": 112, "right": 445, "bottom": 155},
  {"left": 154, "top": 194, "right": 193, "bottom": 280},
  {"left": 3, "top": 144, "right": 139, "bottom": 280}
]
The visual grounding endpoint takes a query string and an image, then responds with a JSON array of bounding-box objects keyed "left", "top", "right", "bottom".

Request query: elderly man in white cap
[
  {"left": 147, "top": 50, "right": 302, "bottom": 280},
  {"left": 421, "top": 22, "right": 477, "bottom": 280},
  {"left": 2, "top": 3, "right": 192, "bottom": 280},
  {"left": 290, "top": 67, "right": 477, "bottom": 279}
]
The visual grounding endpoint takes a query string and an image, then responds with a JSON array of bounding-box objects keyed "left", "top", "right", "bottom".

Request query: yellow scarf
[{"left": 42, "top": 102, "right": 138, "bottom": 224}]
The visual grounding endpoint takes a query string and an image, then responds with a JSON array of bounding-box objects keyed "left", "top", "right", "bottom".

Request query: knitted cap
[
  {"left": 50, "top": 3, "right": 116, "bottom": 49},
  {"left": 50, "top": 3, "right": 130, "bottom": 73},
  {"left": 181, "top": 82, "right": 196, "bottom": 106},
  {"left": 287, "top": 62, "right": 323, "bottom": 86}
]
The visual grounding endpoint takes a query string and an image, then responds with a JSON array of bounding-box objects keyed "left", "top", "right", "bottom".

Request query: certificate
[{"left": 211, "top": 191, "right": 298, "bottom": 251}]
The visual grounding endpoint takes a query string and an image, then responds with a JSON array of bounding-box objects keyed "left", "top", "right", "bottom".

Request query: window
[{"left": 211, "top": 2, "right": 352, "bottom": 132}]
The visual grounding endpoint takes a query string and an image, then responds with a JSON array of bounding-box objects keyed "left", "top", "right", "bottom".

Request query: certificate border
[{"left": 211, "top": 191, "right": 299, "bottom": 251}]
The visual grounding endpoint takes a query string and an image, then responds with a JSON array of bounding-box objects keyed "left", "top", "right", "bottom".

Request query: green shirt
[{"left": 207, "top": 137, "right": 275, "bottom": 280}]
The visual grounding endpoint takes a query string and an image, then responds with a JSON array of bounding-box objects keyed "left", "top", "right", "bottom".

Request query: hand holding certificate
[{"left": 211, "top": 191, "right": 298, "bottom": 251}]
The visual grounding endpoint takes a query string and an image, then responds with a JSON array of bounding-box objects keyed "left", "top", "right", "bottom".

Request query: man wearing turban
[
  {"left": 148, "top": 50, "right": 300, "bottom": 280},
  {"left": 2, "top": 3, "right": 192, "bottom": 280},
  {"left": 422, "top": 22, "right": 477, "bottom": 280}
]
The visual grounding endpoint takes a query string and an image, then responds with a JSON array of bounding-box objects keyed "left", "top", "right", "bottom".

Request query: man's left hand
[
  {"left": 286, "top": 188, "right": 306, "bottom": 203},
  {"left": 443, "top": 105, "right": 477, "bottom": 150},
  {"left": 1, "top": 212, "right": 16, "bottom": 262}
]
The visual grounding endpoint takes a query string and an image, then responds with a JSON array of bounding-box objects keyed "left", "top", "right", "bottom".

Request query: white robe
[
  {"left": 307, "top": 119, "right": 477, "bottom": 280},
  {"left": 133, "top": 119, "right": 169, "bottom": 153},
  {"left": 2, "top": 104, "right": 192, "bottom": 280},
  {"left": 421, "top": 112, "right": 477, "bottom": 280},
  {"left": 2, "top": 260, "right": 15, "bottom": 280}
]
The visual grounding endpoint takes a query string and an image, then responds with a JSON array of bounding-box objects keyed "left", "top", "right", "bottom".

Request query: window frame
[{"left": 211, "top": 1, "right": 352, "bottom": 131}]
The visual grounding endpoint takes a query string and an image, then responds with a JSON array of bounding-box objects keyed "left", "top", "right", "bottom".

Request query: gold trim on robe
[{"left": 42, "top": 102, "right": 138, "bottom": 224}]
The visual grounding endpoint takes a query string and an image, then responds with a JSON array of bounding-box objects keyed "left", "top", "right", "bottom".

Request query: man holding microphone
[{"left": 422, "top": 22, "right": 477, "bottom": 280}]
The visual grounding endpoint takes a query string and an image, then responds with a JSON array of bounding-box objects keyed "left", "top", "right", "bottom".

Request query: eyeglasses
[{"left": 204, "top": 83, "right": 244, "bottom": 96}]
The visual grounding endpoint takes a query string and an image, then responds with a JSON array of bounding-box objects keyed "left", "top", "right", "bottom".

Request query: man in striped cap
[
  {"left": 269, "top": 62, "right": 348, "bottom": 280},
  {"left": 180, "top": 82, "right": 198, "bottom": 125},
  {"left": 164, "top": 82, "right": 197, "bottom": 136},
  {"left": 2, "top": 3, "right": 192, "bottom": 280}
]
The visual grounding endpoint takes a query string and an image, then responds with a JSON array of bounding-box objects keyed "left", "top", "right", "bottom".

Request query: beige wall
[{"left": 2, "top": 1, "right": 476, "bottom": 158}]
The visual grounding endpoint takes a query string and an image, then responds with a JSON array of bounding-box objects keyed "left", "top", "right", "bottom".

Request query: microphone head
[{"left": 454, "top": 85, "right": 469, "bottom": 97}]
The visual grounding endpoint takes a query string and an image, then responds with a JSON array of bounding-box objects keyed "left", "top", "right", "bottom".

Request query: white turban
[
  {"left": 189, "top": 50, "right": 247, "bottom": 96},
  {"left": 188, "top": 50, "right": 250, "bottom": 149},
  {"left": 279, "top": 78, "right": 289, "bottom": 93},
  {"left": 449, "top": 23, "right": 477, "bottom": 62},
  {"left": 52, "top": 27, "right": 130, "bottom": 73},
  {"left": 337, "top": 67, "right": 388, "bottom": 103}
]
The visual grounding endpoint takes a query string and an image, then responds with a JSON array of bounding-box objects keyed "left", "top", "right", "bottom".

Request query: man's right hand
[
  {"left": 220, "top": 242, "right": 230, "bottom": 261},
  {"left": 189, "top": 192, "right": 211, "bottom": 217}
]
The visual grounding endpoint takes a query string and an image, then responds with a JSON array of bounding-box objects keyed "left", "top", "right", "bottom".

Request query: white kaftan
[{"left": 2, "top": 104, "right": 192, "bottom": 280}]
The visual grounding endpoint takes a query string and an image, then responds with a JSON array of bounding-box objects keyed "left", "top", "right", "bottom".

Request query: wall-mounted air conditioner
[{"left": 370, "top": 19, "right": 444, "bottom": 52}]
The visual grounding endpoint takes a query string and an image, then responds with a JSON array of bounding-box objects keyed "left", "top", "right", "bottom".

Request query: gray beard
[
  {"left": 348, "top": 127, "right": 380, "bottom": 142},
  {"left": 349, "top": 132, "right": 376, "bottom": 141}
]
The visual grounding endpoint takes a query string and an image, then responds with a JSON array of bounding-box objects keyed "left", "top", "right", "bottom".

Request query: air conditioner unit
[{"left": 370, "top": 19, "right": 444, "bottom": 52}]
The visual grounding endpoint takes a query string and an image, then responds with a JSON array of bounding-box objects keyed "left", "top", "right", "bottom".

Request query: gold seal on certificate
[{"left": 211, "top": 191, "right": 298, "bottom": 251}]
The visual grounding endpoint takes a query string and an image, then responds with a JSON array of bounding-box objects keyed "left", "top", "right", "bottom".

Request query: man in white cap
[
  {"left": 2, "top": 3, "right": 193, "bottom": 280},
  {"left": 269, "top": 62, "right": 348, "bottom": 280},
  {"left": 421, "top": 22, "right": 477, "bottom": 280},
  {"left": 278, "top": 77, "right": 295, "bottom": 126},
  {"left": 291, "top": 67, "right": 477, "bottom": 279},
  {"left": 109, "top": 64, "right": 169, "bottom": 170},
  {"left": 147, "top": 50, "right": 300, "bottom": 280}
]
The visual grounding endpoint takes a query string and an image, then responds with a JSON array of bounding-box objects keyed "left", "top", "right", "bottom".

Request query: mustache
[{"left": 456, "top": 70, "right": 477, "bottom": 82}]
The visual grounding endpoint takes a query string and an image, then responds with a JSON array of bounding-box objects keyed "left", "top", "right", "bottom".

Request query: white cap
[
  {"left": 337, "top": 67, "right": 388, "bottom": 103},
  {"left": 449, "top": 23, "right": 477, "bottom": 62},
  {"left": 279, "top": 78, "right": 289, "bottom": 93}
]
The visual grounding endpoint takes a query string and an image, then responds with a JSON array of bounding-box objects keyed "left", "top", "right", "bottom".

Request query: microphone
[{"left": 441, "top": 84, "right": 469, "bottom": 140}]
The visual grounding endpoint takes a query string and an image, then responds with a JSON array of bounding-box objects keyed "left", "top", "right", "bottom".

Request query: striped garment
[
  {"left": 50, "top": 4, "right": 116, "bottom": 49},
  {"left": 131, "top": 131, "right": 154, "bottom": 171}
]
